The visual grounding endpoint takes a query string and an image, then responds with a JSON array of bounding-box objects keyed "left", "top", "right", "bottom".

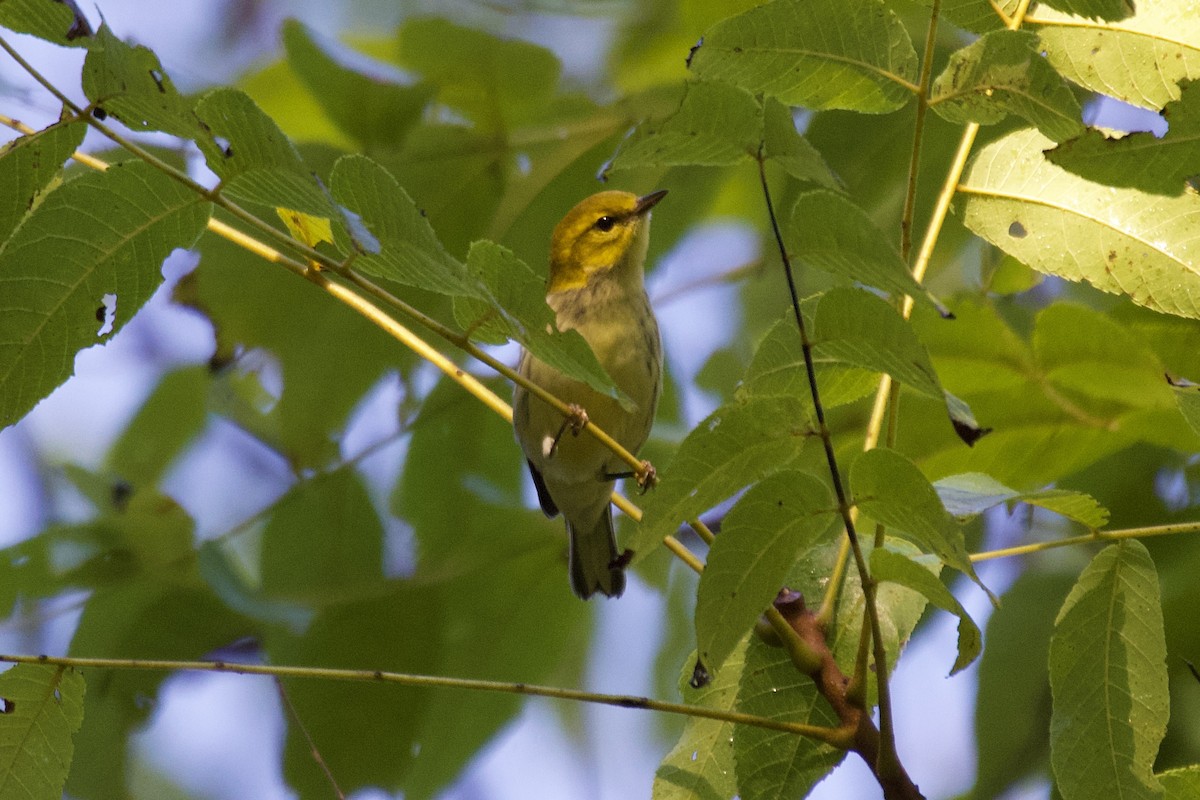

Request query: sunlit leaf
[
  {"left": 1031, "top": 0, "right": 1200, "bottom": 110},
  {"left": 688, "top": 0, "right": 918, "bottom": 113},
  {"left": 1049, "top": 541, "right": 1168, "bottom": 800},
  {"left": 1160, "top": 766, "right": 1200, "bottom": 800},
  {"left": 959, "top": 128, "right": 1200, "bottom": 320},
  {"left": 929, "top": 30, "right": 1084, "bottom": 141},
  {"left": 1047, "top": 80, "right": 1200, "bottom": 194}
]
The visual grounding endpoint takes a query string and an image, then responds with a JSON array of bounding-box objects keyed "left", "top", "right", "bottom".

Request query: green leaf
[
  {"left": 959, "top": 128, "right": 1200, "bottom": 320},
  {"left": 1047, "top": 80, "right": 1200, "bottom": 194},
  {"left": 396, "top": 377, "right": 547, "bottom": 574},
  {"left": 282, "top": 19, "right": 433, "bottom": 151},
  {"left": 810, "top": 288, "right": 984, "bottom": 442},
  {"left": 261, "top": 466, "right": 385, "bottom": 600},
  {"left": 732, "top": 635, "right": 843, "bottom": 800},
  {"left": 869, "top": 547, "right": 981, "bottom": 675},
  {"left": 914, "top": 0, "right": 1015, "bottom": 33},
  {"left": 653, "top": 640, "right": 747, "bottom": 800},
  {"left": 454, "top": 240, "right": 624, "bottom": 406},
  {"left": 405, "top": 546, "right": 588, "bottom": 799},
  {"left": 971, "top": 571, "right": 1072, "bottom": 800},
  {"left": 1049, "top": 541, "right": 1169, "bottom": 800},
  {"left": 929, "top": 30, "right": 1084, "bottom": 141},
  {"left": 106, "top": 365, "right": 211, "bottom": 487},
  {"left": 609, "top": 81, "right": 762, "bottom": 171},
  {"left": 266, "top": 585, "right": 443, "bottom": 797},
  {"left": 0, "top": 0, "right": 91, "bottom": 46},
  {"left": 67, "top": 583, "right": 250, "bottom": 799},
  {"left": 82, "top": 25, "right": 206, "bottom": 140},
  {"left": 1039, "top": 0, "right": 1134, "bottom": 19},
  {"left": 851, "top": 447, "right": 993, "bottom": 599},
  {"left": 1170, "top": 377, "right": 1200, "bottom": 438},
  {"left": 0, "top": 160, "right": 211, "bottom": 431},
  {"left": 184, "top": 213, "right": 412, "bottom": 467},
  {"left": 739, "top": 309, "right": 878, "bottom": 406},
  {"left": 828, "top": 538, "right": 935, "bottom": 703},
  {"left": 688, "top": 0, "right": 918, "bottom": 113},
  {"left": 395, "top": 16, "right": 561, "bottom": 131},
  {"left": 788, "top": 192, "right": 945, "bottom": 312},
  {"left": 696, "top": 470, "right": 837, "bottom": 675},
  {"left": 935, "top": 472, "right": 1110, "bottom": 529},
  {"left": 1033, "top": 303, "right": 1172, "bottom": 410},
  {"left": 193, "top": 88, "right": 332, "bottom": 214},
  {"left": 1033, "top": 2, "right": 1200, "bottom": 110},
  {"left": 0, "top": 119, "right": 85, "bottom": 241},
  {"left": 330, "top": 154, "right": 481, "bottom": 296},
  {"left": 0, "top": 664, "right": 85, "bottom": 800},
  {"left": 762, "top": 97, "right": 840, "bottom": 188},
  {"left": 634, "top": 395, "right": 817, "bottom": 554},
  {"left": 1160, "top": 766, "right": 1200, "bottom": 800}
]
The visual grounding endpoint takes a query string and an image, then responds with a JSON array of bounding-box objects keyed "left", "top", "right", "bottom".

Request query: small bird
[{"left": 513, "top": 189, "right": 666, "bottom": 599}]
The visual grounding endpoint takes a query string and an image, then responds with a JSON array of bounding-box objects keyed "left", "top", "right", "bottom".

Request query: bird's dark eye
[{"left": 594, "top": 215, "right": 616, "bottom": 232}]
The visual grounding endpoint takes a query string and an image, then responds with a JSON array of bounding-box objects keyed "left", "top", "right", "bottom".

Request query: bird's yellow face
[{"left": 547, "top": 189, "right": 667, "bottom": 293}]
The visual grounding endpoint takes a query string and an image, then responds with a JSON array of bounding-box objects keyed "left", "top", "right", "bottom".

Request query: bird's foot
[
  {"left": 636, "top": 460, "right": 657, "bottom": 493},
  {"left": 548, "top": 404, "right": 589, "bottom": 458}
]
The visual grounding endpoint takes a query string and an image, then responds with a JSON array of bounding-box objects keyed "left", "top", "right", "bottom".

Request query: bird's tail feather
[{"left": 568, "top": 506, "right": 625, "bottom": 599}]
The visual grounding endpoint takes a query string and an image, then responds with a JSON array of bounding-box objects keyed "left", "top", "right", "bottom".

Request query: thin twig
[
  {"left": 275, "top": 678, "right": 346, "bottom": 800},
  {"left": 969, "top": 522, "right": 1200, "bottom": 563},
  {"left": 756, "top": 149, "right": 906, "bottom": 783},
  {"left": 0, "top": 653, "right": 846, "bottom": 744}
]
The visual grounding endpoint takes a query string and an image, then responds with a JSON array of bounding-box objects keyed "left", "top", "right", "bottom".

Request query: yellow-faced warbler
[{"left": 513, "top": 189, "right": 666, "bottom": 599}]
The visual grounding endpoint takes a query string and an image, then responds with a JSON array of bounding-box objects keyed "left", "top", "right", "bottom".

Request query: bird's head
[{"left": 547, "top": 189, "right": 667, "bottom": 293}]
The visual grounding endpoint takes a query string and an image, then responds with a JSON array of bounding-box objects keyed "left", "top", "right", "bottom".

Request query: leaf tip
[{"left": 689, "top": 658, "right": 711, "bottom": 689}]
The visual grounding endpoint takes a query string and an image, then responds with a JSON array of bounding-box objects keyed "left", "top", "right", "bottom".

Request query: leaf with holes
[
  {"left": 959, "top": 128, "right": 1200, "bottom": 320},
  {"left": 1047, "top": 80, "right": 1200, "bottom": 194},
  {"left": 0, "top": 663, "right": 85, "bottom": 800},
  {"left": 1033, "top": 0, "right": 1200, "bottom": 110},
  {"left": 0, "top": 161, "right": 211, "bottom": 431}
]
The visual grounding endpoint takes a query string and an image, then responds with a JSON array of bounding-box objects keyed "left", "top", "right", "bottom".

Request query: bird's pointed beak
[{"left": 634, "top": 189, "right": 668, "bottom": 216}]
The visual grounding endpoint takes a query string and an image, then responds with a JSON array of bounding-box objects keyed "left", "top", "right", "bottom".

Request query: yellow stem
[
  {"left": 0, "top": 653, "right": 846, "bottom": 744},
  {"left": 971, "top": 522, "right": 1200, "bottom": 563}
]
